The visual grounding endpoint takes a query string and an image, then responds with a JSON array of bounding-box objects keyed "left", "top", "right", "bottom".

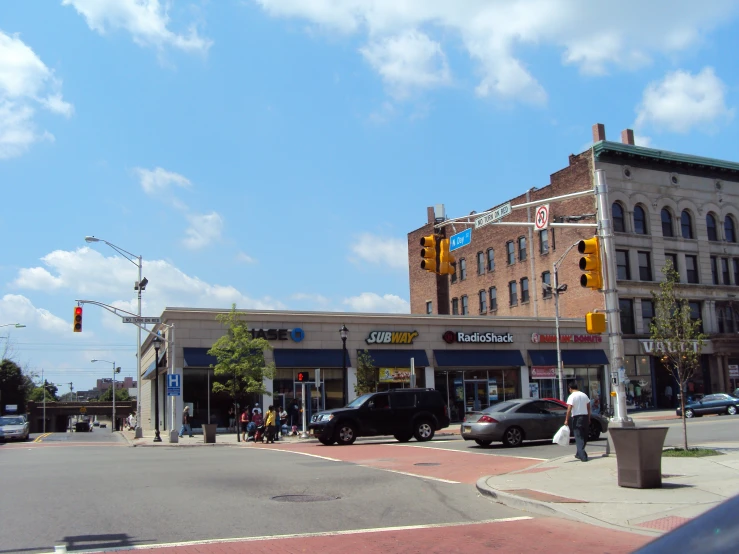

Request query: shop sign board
[
  {"left": 443, "top": 331, "right": 513, "bottom": 344},
  {"left": 531, "top": 333, "right": 602, "bottom": 343},
  {"left": 531, "top": 366, "right": 556, "bottom": 379},
  {"left": 729, "top": 365, "right": 739, "bottom": 378},
  {"left": 366, "top": 331, "right": 418, "bottom": 345},
  {"left": 249, "top": 328, "right": 304, "bottom": 342},
  {"left": 640, "top": 339, "right": 700, "bottom": 354},
  {"left": 379, "top": 368, "right": 411, "bottom": 383}
]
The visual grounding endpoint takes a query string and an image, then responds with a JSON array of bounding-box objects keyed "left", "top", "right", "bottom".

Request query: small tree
[
  {"left": 28, "top": 380, "right": 59, "bottom": 402},
  {"left": 0, "top": 359, "right": 30, "bottom": 413},
  {"left": 650, "top": 261, "right": 707, "bottom": 450},
  {"left": 97, "top": 387, "right": 130, "bottom": 402},
  {"left": 208, "top": 305, "right": 276, "bottom": 437},
  {"left": 354, "top": 350, "right": 377, "bottom": 395}
]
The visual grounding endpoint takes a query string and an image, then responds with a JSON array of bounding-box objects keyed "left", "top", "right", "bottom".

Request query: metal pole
[
  {"left": 112, "top": 361, "right": 116, "bottom": 433},
  {"left": 42, "top": 369, "right": 46, "bottom": 434},
  {"left": 169, "top": 326, "right": 178, "bottom": 443},
  {"left": 300, "top": 382, "right": 309, "bottom": 438},
  {"left": 135, "top": 256, "right": 143, "bottom": 439},
  {"left": 153, "top": 344, "right": 161, "bottom": 442},
  {"left": 594, "top": 169, "right": 632, "bottom": 425},
  {"left": 554, "top": 264, "right": 565, "bottom": 401}
]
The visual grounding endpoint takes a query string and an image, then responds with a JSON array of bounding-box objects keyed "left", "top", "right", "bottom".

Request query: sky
[{"left": 1, "top": 0, "right": 739, "bottom": 392}]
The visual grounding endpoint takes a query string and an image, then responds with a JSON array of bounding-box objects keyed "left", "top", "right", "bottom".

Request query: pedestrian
[
  {"left": 253, "top": 403, "right": 262, "bottom": 415},
  {"left": 179, "top": 406, "right": 193, "bottom": 438},
  {"left": 264, "top": 405, "right": 277, "bottom": 444},
  {"left": 279, "top": 406, "right": 288, "bottom": 438},
  {"left": 664, "top": 384, "right": 673, "bottom": 408},
  {"left": 240, "top": 408, "right": 250, "bottom": 442},
  {"left": 564, "top": 381, "right": 590, "bottom": 462},
  {"left": 228, "top": 407, "right": 236, "bottom": 432},
  {"left": 289, "top": 399, "right": 299, "bottom": 431}
]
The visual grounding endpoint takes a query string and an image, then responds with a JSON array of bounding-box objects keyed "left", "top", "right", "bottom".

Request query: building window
[
  {"left": 518, "top": 236, "right": 527, "bottom": 261},
  {"left": 426, "top": 301, "right": 432, "bottom": 314},
  {"left": 612, "top": 202, "right": 625, "bottom": 233},
  {"left": 707, "top": 213, "right": 718, "bottom": 241},
  {"left": 681, "top": 210, "right": 693, "bottom": 239},
  {"left": 451, "top": 298, "right": 459, "bottom": 315},
  {"left": 661, "top": 208, "right": 673, "bottom": 237},
  {"left": 638, "top": 251, "right": 653, "bottom": 281},
  {"left": 620, "top": 299, "right": 635, "bottom": 334},
  {"left": 717, "top": 303, "right": 738, "bottom": 333},
  {"left": 479, "top": 290, "right": 487, "bottom": 313},
  {"left": 489, "top": 287, "right": 497, "bottom": 311},
  {"left": 641, "top": 299, "right": 654, "bottom": 334},
  {"left": 634, "top": 205, "right": 648, "bottom": 235},
  {"left": 689, "top": 301, "right": 703, "bottom": 333},
  {"left": 461, "top": 295, "right": 469, "bottom": 315},
  {"left": 539, "top": 229, "right": 549, "bottom": 254},
  {"left": 509, "top": 281, "right": 518, "bottom": 306},
  {"left": 542, "top": 271, "right": 552, "bottom": 298},
  {"left": 685, "top": 255, "right": 699, "bottom": 284},
  {"left": 460, "top": 258, "right": 467, "bottom": 281},
  {"left": 451, "top": 264, "right": 457, "bottom": 284},
  {"left": 521, "top": 277, "right": 529, "bottom": 303},
  {"left": 726, "top": 216, "right": 737, "bottom": 243},
  {"left": 665, "top": 253, "right": 678, "bottom": 275},
  {"left": 734, "top": 259, "right": 739, "bottom": 286},
  {"left": 507, "top": 241, "right": 515, "bottom": 265},
  {"left": 616, "top": 249, "right": 630, "bottom": 280},
  {"left": 722, "top": 258, "right": 731, "bottom": 285},
  {"left": 477, "top": 251, "right": 485, "bottom": 275},
  {"left": 487, "top": 248, "right": 495, "bottom": 272},
  {"left": 711, "top": 256, "right": 719, "bottom": 285}
]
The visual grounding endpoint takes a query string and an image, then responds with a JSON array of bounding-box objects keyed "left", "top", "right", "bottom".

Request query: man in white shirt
[{"left": 564, "top": 381, "right": 591, "bottom": 462}]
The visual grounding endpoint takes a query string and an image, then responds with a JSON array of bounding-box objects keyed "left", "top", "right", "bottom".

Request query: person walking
[
  {"left": 564, "top": 381, "right": 590, "bottom": 462},
  {"left": 228, "top": 407, "right": 236, "bottom": 432},
  {"left": 664, "top": 384, "right": 673, "bottom": 408},
  {"left": 264, "top": 405, "right": 277, "bottom": 444},
  {"left": 179, "top": 406, "right": 193, "bottom": 438},
  {"left": 240, "top": 408, "right": 250, "bottom": 442}
]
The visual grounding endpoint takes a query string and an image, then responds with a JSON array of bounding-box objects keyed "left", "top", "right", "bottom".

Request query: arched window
[
  {"left": 706, "top": 213, "right": 718, "bottom": 241},
  {"left": 661, "top": 208, "right": 674, "bottom": 237},
  {"left": 681, "top": 210, "right": 693, "bottom": 239},
  {"left": 725, "top": 215, "right": 737, "bottom": 243},
  {"left": 633, "top": 205, "right": 648, "bottom": 235},
  {"left": 612, "top": 203, "right": 625, "bottom": 233}
]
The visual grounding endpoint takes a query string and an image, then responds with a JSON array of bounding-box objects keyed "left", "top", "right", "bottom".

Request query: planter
[
  {"left": 609, "top": 427, "right": 668, "bottom": 489},
  {"left": 202, "top": 423, "right": 217, "bottom": 444}
]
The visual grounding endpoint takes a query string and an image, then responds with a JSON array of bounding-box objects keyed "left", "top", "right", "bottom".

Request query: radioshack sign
[
  {"left": 443, "top": 331, "right": 513, "bottom": 344},
  {"left": 531, "top": 333, "right": 602, "bottom": 343},
  {"left": 366, "top": 331, "right": 419, "bottom": 345}
]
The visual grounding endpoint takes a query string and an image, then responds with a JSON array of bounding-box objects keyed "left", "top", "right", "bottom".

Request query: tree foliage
[
  {"left": 354, "top": 350, "right": 377, "bottom": 396},
  {"left": 208, "top": 305, "right": 276, "bottom": 407},
  {"left": 96, "top": 387, "right": 130, "bottom": 402},
  {"left": 28, "top": 380, "right": 59, "bottom": 402},
  {"left": 0, "top": 359, "right": 31, "bottom": 412},
  {"left": 650, "top": 260, "right": 707, "bottom": 450}
]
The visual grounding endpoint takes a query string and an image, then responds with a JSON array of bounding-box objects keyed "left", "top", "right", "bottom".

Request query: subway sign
[
  {"left": 442, "top": 331, "right": 513, "bottom": 344},
  {"left": 365, "top": 331, "right": 419, "bottom": 345}
]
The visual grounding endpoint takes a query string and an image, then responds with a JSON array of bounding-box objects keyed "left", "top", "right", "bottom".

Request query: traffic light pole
[{"left": 300, "top": 382, "right": 309, "bottom": 439}]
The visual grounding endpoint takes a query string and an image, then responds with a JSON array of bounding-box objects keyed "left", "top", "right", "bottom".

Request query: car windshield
[
  {"left": 0, "top": 417, "right": 23, "bottom": 425},
  {"left": 346, "top": 394, "right": 373, "bottom": 408},
  {"left": 482, "top": 401, "right": 519, "bottom": 413}
]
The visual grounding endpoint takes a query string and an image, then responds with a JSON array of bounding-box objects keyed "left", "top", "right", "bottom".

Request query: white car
[{"left": 0, "top": 415, "right": 31, "bottom": 441}]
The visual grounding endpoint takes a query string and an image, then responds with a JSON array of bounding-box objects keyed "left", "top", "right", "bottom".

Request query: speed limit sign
[{"left": 535, "top": 204, "right": 549, "bottom": 230}]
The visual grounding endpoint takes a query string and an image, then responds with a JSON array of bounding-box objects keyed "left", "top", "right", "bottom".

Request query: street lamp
[
  {"left": 91, "top": 359, "right": 120, "bottom": 432},
  {"left": 152, "top": 336, "right": 163, "bottom": 442},
  {"left": 340, "top": 324, "right": 348, "bottom": 404},
  {"left": 0, "top": 323, "right": 26, "bottom": 328},
  {"left": 85, "top": 235, "right": 146, "bottom": 439}
]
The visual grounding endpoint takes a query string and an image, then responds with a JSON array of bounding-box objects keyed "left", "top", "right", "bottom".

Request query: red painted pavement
[
  {"left": 256, "top": 441, "right": 541, "bottom": 484},
  {"left": 101, "top": 518, "right": 651, "bottom": 553}
]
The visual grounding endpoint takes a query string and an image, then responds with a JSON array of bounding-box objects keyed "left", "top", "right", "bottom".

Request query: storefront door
[{"left": 464, "top": 380, "right": 488, "bottom": 413}]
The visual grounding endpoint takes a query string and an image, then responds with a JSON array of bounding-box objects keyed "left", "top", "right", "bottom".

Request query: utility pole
[{"left": 42, "top": 369, "right": 46, "bottom": 433}]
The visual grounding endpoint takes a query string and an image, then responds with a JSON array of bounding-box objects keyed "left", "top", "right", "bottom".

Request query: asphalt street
[{"left": 639, "top": 414, "right": 739, "bottom": 446}]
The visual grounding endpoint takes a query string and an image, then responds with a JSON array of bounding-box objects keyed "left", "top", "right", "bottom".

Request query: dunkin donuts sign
[{"left": 531, "top": 333, "right": 602, "bottom": 343}]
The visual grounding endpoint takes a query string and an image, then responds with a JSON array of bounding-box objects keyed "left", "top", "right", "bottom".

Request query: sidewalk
[
  {"left": 628, "top": 409, "right": 680, "bottom": 422},
  {"left": 477, "top": 441, "right": 739, "bottom": 537}
]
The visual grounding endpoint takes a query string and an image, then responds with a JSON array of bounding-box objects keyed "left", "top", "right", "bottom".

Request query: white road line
[
  {"left": 396, "top": 443, "right": 548, "bottom": 461},
  {"left": 252, "top": 446, "right": 343, "bottom": 462},
  {"left": 43, "top": 517, "right": 534, "bottom": 553}
]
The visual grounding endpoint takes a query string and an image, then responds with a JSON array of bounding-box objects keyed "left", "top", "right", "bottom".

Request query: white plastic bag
[{"left": 553, "top": 425, "right": 570, "bottom": 446}]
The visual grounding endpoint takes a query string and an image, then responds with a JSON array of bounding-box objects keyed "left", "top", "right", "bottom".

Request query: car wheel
[
  {"left": 394, "top": 433, "right": 412, "bottom": 443},
  {"left": 475, "top": 439, "right": 493, "bottom": 447},
  {"left": 335, "top": 423, "right": 357, "bottom": 445},
  {"left": 685, "top": 409, "right": 694, "bottom": 418},
  {"left": 413, "top": 420, "right": 435, "bottom": 442},
  {"left": 502, "top": 426, "right": 524, "bottom": 447},
  {"left": 318, "top": 437, "right": 335, "bottom": 446},
  {"left": 728, "top": 406, "right": 737, "bottom": 416},
  {"left": 588, "top": 421, "right": 601, "bottom": 441}
]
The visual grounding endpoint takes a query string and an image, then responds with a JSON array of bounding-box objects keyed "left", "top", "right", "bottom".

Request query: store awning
[
  {"left": 363, "top": 350, "right": 429, "bottom": 367},
  {"left": 433, "top": 350, "right": 525, "bottom": 367},
  {"left": 528, "top": 349, "right": 610, "bottom": 366},
  {"left": 142, "top": 354, "right": 167, "bottom": 380},
  {"left": 183, "top": 348, "right": 217, "bottom": 367},
  {"left": 274, "top": 349, "right": 346, "bottom": 368}
]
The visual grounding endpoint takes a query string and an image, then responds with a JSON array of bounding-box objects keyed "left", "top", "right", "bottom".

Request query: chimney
[
  {"left": 592, "top": 123, "right": 606, "bottom": 143},
  {"left": 427, "top": 207, "right": 435, "bottom": 225},
  {"left": 621, "top": 128, "right": 635, "bottom": 146}
]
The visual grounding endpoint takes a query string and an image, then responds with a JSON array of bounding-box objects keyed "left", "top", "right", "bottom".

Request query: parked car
[
  {"left": 0, "top": 415, "right": 31, "bottom": 441},
  {"left": 676, "top": 393, "right": 739, "bottom": 418},
  {"left": 308, "top": 388, "right": 450, "bottom": 445},
  {"left": 461, "top": 398, "right": 609, "bottom": 448}
]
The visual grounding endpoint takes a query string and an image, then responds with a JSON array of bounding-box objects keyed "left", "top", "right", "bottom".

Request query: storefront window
[
  {"left": 182, "top": 368, "right": 238, "bottom": 429},
  {"left": 623, "top": 355, "right": 654, "bottom": 410},
  {"left": 274, "top": 368, "right": 345, "bottom": 413},
  {"left": 435, "top": 369, "right": 519, "bottom": 422}
]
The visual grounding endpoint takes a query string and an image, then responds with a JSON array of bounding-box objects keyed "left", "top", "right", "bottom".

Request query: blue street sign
[
  {"left": 167, "top": 374, "right": 180, "bottom": 388},
  {"left": 449, "top": 228, "right": 472, "bottom": 252},
  {"left": 167, "top": 387, "right": 180, "bottom": 397}
]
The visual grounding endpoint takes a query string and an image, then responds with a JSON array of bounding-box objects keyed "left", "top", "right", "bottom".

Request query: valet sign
[{"left": 443, "top": 330, "right": 514, "bottom": 344}]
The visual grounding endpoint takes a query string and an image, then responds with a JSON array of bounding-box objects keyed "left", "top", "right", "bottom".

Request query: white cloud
[
  {"left": 0, "top": 31, "right": 72, "bottom": 159},
  {"left": 343, "top": 292, "right": 410, "bottom": 314},
  {"left": 349, "top": 233, "right": 408, "bottom": 270},
  {"left": 635, "top": 67, "right": 735, "bottom": 133},
  {"left": 254, "top": 0, "right": 737, "bottom": 104},
  {"left": 235, "top": 251, "right": 257, "bottom": 264},
  {"left": 135, "top": 166, "right": 191, "bottom": 195},
  {"left": 183, "top": 211, "right": 223, "bottom": 249},
  {"left": 62, "top": 0, "right": 212, "bottom": 54},
  {"left": 0, "top": 294, "right": 70, "bottom": 334}
]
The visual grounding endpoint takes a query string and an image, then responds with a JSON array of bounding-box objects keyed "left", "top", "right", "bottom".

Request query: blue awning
[
  {"left": 433, "top": 350, "right": 525, "bottom": 367},
  {"left": 273, "top": 349, "right": 346, "bottom": 368},
  {"left": 183, "top": 348, "right": 217, "bottom": 367},
  {"left": 528, "top": 349, "right": 609, "bottom": 366},
  {"left": 143, "top": 354, "right": 167, "bottom": 380},
  {"left": 364, "top": 350, "right": 429, "bottom": 367}
]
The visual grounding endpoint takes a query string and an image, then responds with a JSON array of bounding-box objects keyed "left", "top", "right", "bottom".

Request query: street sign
[
  {"left": 80, "top": 407, "right": 87, "bottom": 413},
  {"left": 449, "top": 228, "right": 472, "bottom": 251},
  {"left": 122, "top": 317, "right": 161, "bottom": 324},
  {"left": 535, "top": 204, "right": 550, "bottom": 230},
  {"left": 167, "top": 387, "right": 180, "bottom": 397},
  {"left": 474, "top": 202, "right": 511, "bottom": 229},
  {"left": 167, "top": 374, "right": 180, "bottom": 396}
]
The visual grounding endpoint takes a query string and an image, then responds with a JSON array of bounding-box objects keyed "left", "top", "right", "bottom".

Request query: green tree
[
  {"left": 0, "top": 359, "right": 30, "bottom": 412},
  {"left": 97, "top": 387, "right": 130, "bottom": 402},
  {"left": 208, "top": 305, "right": 276, "bottom": 432},
  {"left": 650, "top": 260, "right": 707, "bottom": 450},
  {"left": 354, "top": 350, "right": 377, "bottom": 395},
  {"left": 28, "top": 380, "right": 59, "bottom": 402}
]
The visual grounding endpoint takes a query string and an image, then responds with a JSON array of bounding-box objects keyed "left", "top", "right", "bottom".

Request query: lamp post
[
  {"left": 85, "top": 236, "right": 146, "bottom": 439},
  {"left": 91, "top": 359, "right": 120, "bottom": 432},
  {"left": 152, "top": 336, "right": 162, "bottom": 442},
  {"left": 340, "top": 324, "right": 348, "bottom": 404},
  {"left": 0, "top": 323, "right": 26, "bottom": 329}
]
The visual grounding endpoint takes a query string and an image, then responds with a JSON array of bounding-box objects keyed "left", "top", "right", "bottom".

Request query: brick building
[{"left": 409, "top": 123, "right": 739, "bottom": 409}]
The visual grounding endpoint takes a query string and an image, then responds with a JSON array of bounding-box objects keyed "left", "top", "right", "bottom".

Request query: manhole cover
[
  {"left": 271, "top": 495, "right": 339, "bottom": 503},
  {"left": 414, "top": 462, "right": 441, "bottom": 466}
]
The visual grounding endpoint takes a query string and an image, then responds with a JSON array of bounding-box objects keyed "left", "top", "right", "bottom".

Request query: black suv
[{"left": 308, "top": 388, "right": 450, "bottom": 446}]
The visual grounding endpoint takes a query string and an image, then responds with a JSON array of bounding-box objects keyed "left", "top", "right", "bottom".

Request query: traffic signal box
[
  {"left": 73, "top": 306, "right": 83, "bottom": 332},
  {"left": 578, "top": 236, "right": 603, "bottom": 290},
  {"left": 586, "top": 312, "right": 606, "bottom": 334},
  {"left": 297, "top": 371, "right": 309, "bottom": 382},
  {"left": 420, "top": 234, "right": 439, "bottom": 273},
  {"left": 438, "top": 239, "right": 456, "bottom": 275}
]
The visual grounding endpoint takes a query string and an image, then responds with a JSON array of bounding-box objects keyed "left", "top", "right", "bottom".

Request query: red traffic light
[
  {"left": 297, "top": 371, "right": 309, "bottom": 382},
  {"left": 73, "top": 306, "right": 83, "bottom": 333}
]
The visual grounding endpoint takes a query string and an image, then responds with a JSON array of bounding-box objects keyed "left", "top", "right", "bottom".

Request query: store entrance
[
  {"left": 294, "top": 381, "right": 324, "bottom": 423},
  {"left": 464, "top": 380, "right": 488, "bottom": 413}
]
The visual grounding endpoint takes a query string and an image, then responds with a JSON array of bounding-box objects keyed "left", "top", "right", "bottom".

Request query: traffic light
[
  {"left": 438, "top": 238, "right": 456, "bottom": 275},
  {"left": 420, "top": 234, "right": 440, "bottom": 273},
  {"left": 586, "top": 312, "right": 606, "bottom": 334},
  {"left": 73, "top": 306, "right": 83, "bottom": 332},
  {"left": 578, "top": 237, "right": 603, "bottom": 290},
  {"left": 297, "top": 371, "right": 309, "bottom": 382}
]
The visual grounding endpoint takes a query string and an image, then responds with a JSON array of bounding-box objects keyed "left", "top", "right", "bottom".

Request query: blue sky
[{"left": 2, "top": 0, "right": 739, "bottom": 391}]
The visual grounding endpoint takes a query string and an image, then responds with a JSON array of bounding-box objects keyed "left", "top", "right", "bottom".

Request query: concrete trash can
[
  {"left": 609, "top": 427, "right": 668, "bottom": 489},
  {"left": 202, "top": 424, "right": 217, "bottom": 444}
]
